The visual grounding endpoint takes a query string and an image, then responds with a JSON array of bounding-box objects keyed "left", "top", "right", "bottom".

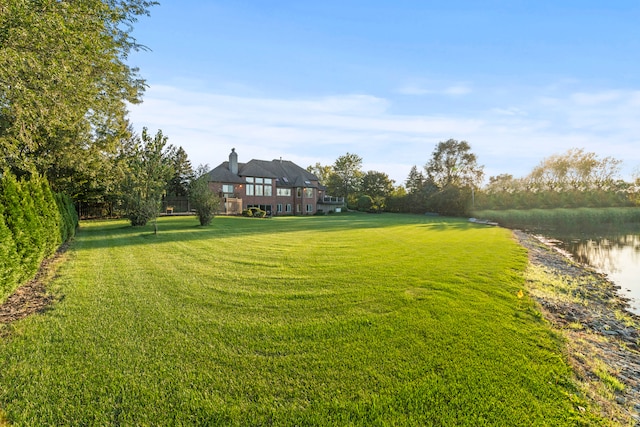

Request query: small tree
[
  {"left": 166, "top": 146, "right": 194, "bottom": 197},
  {"left": 189, "top": 165, "right": 220, "bottom": 226},
  {"left": 404, "top": 165, "right": 425, "bottom": 194},
  {"left": 120, "top": 128, "right": 174, "bottom": 229}
]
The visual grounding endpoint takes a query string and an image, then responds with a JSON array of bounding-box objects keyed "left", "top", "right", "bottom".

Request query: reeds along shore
[{"left": 473, "top": 207, "right": 640, "bottom": 231}]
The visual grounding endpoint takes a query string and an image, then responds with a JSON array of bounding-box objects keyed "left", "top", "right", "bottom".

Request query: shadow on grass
[{"left": 74, "top": 213, "right": 482, "bottom": 251}]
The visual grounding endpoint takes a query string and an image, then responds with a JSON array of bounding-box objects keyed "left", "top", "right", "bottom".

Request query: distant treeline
[
  {"left": 473, "top": 207, "right": 640, "bottom": 232},
  {"left": 474, "top": 186, "right": 636, "bottom": 211},
  {"left": 0, "top": 173, "right": 78, "bottom": 304}
]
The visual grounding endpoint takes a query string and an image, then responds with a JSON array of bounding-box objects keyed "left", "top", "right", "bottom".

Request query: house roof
[
  {"left": 207, "top": 157, "right": 320, "bottom": 187},
  {"left": 206, "top": 162, "right": 245, "bottom": 183}
]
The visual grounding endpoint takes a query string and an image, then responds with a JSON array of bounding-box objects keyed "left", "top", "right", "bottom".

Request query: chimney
[{"left": 229, "top": 148, "right": 238, "bottom": 174}]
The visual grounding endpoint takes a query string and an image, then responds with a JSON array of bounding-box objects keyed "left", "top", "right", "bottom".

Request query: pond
[{"left": 551, "top": 229, "right": 640, "bottom": 314}]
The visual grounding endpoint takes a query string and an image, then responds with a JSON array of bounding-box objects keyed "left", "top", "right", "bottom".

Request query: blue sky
[{"left": 128, "top": 1, "right": 640, "bottom": 185}]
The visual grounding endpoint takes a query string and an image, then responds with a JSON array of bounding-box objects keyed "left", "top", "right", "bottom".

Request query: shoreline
[{"left": 515, "top": 230, "right": 640, "bottom": 424}]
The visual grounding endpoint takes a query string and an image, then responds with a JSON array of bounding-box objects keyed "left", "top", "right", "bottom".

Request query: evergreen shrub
[{"left": 0, "top": 172, "right": 78, "bottom": 304}]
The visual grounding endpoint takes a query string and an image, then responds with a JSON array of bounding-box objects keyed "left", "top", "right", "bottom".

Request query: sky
[{"left": 127, "top": 1, "right": 640, "bottom": 186}]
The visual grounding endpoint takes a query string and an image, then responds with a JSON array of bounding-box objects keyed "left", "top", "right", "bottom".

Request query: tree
[
  {"left": 424, "top": 139, "right": 484, "bottom": 216},
  {"left": 361, "top": 171, "right": 395, "bottom": 198},
  {"left": 526, "top": 148, "right": 621, "bottom": 192},
  {"left": 306, "top": 163, "right": 333, "bottom": 186},
  {"left": 0, "top": 0, "right": 157, "bottom": 188},
  {"left": 424, "top": 139, "right": 484, "bottom": 189},
  {"left": 189, "top": 165, "right": 220, "bottom": 226},
  {"left": 120, "top": 128, "right": 173, "bottom": 229},
  {"left": 485, "top": 174, "right": 517, "bottom": 193},
  {"left": 404, "top": 165, "right": 425, "bottom": 194},
  {"left": 167, "top": 146, "right": 194, "bottom": 197},
  {"left": 332, "top": 152, "right": 363, "bottom": 203}
]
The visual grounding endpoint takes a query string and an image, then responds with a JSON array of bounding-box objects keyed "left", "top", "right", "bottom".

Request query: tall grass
[
  {"left": 473, "top": 207, "right": 640, "bottom": 232},
  {"left": 0, "top": 214, "right": 602, "bottom": 425}
]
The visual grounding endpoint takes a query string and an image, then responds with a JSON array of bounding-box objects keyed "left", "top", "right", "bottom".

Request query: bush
[
  {"left": 55, "top": 192, "right": 79, "bottom": 240},
  {"left": 0, "top": 173, "right": 40, "bottom": 282},
  {"left": 188, "top": 172, "right": 220, "bottom": 226},
  {"left": 357, "top": 195, "right": 373, "bottom": 212},
  {"left": 427, "top": 185, "right": 472, "bottom": 217},
  {"left": 0, "top": 202, "right": 19, "bottom": 301},
  {"left": 0, "top": 172, "right": 78, "bottom": 304},
  {"left": 127, "top": 200, "right": 159, "bottom": 226},
  {"left": 243, "top": 207, "right": 266, "bottom": 218},
  {"left": 472, "top": 207, "right": 640, "bottom": 232}
]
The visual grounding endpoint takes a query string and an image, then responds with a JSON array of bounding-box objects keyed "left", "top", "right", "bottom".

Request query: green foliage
[
  {"left": 55, "top": 192, "right": 79, "bottom": 242},
  {"left": 189, "top": 165, "right": 220, "bottom": 226},
  {"left": 0, "top": 0, "right": 157, "bottom": 185},
  {"left": 473, "top": 207, "right": 640, "bottom": 231},
  {"left": 243, "top": 207, "right": 266, "bottom": 218},
  {"left": 0, "top": 172, "right": 76, "bottom": 303},
  {"left": 404, "top": 165, "right": 426, "bottom": 194},
  {"left": 0, "top": 172, "right": 39, "bottom": 282},
  {"left": 356, "top": 194, "right": 373, "bottom": 211},
  {"left": 478, "top": 149, "right": 632, "bottom": 211},
  {"left": 528, "top": 148, "right": 621, "bottom": 192},
  {"left": 330, "top": 152, "right": 363, "bottom": 199},
  {"left": 26, "top": 175, "right": 62, "bottom": 258},
  {"left": 361, "top": 170, "right": 395, "bottom": 198},
  {"left": 306, "top": 162, "right": 333, "bottom": 185},
  {"left": 475, "top": 187, "right": 634, "bottom": 210},
  {"left": 0, "top": 201, "right": 19, "bottom": 301},
  {"left": 427, "top": 184, "right": 473, "bottom": 217},
  {"left": 0, "top": 215, "right": 600, "bottom": 425},
  {"left": 393, "top": 141, "right": 483, "bottom": 216},
  {"left": 167, "top": 146, "right": 194, "bottom": 197},
  {"left": 120, "top": 128, "right": 174, "bottom": 227},
  {"left": 425, "top": 139, "right": 484, "bottom": 189}
]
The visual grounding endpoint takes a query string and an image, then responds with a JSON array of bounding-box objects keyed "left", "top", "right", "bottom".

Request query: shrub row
[
  {"left": 474, "top": 189, "right": 635, "bottom": 210},
  {"left": 473, "top": 207, "right": 640, "bottom": 232},
  {"left": 0, "top": 172, "right": 78, "bottom": 304}
]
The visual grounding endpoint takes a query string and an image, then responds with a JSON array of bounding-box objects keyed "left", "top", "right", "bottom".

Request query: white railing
[{"left": 321, "top": 196, "right": 345, "bottom": 204}]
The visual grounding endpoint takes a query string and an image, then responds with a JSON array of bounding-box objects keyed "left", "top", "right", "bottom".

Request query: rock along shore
[{"left": 515, "top": 230, "right": 640, "bottom": 425}]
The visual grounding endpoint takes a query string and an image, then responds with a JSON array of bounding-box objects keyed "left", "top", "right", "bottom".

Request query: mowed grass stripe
[{"left": 0, "top": 214, "right": 599, "bottom": 425}]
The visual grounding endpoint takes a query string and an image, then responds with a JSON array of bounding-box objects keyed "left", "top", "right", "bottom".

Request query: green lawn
[{"left": 0, "top": 214, "right": 602, "bottom": 425}]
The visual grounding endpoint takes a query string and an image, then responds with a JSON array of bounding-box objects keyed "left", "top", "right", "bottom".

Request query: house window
[
  {"left": 277, "top": 188, "right": 291, "bottom": 196},
  {"left": 306, "top": 204, "right": 313, "bottom": 213},
  {"left": 245, "top": 177, "right": 254, "bottom": 196},
  {"left": 297, "top": 204, "right": 301, "bottom": 213},
  {"left": 297, "top": 188, "right": 302, "bottom": 197},
  {"left": 277, "top": 204, "right": 283, "bottom": 213},
  {"left": 286, "top": 204, "right": 292, "bottom": 213},
  {"left": 222, "top": 184, "right": 234, "bottom": 197},
  {"left": 246, "top": 176, "right": 272, "bottom": 197},
  {"left": 304, "top": 188, "right": 314, "bottom": 198}
]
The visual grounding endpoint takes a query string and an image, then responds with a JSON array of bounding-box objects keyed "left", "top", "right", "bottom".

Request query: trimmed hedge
[{"left": 0, "top": 173, "right": 78, "bottom": 304}]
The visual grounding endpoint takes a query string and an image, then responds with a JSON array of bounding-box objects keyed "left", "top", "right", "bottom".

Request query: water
[{"left": 553, "top": 231, "right": 640, "bottom": 314}]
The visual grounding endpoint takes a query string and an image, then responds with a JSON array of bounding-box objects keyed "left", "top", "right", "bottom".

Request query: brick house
[{"left": 206, "top": 149, "right": 343, "bottom": 216}]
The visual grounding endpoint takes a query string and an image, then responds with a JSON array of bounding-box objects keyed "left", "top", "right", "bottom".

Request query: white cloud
[
  {"left": 129, "top": 84, "right": 640, "bottom": 185},
  {"left": 397, "top": 82, "right": 472, "bottom": 96}
]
